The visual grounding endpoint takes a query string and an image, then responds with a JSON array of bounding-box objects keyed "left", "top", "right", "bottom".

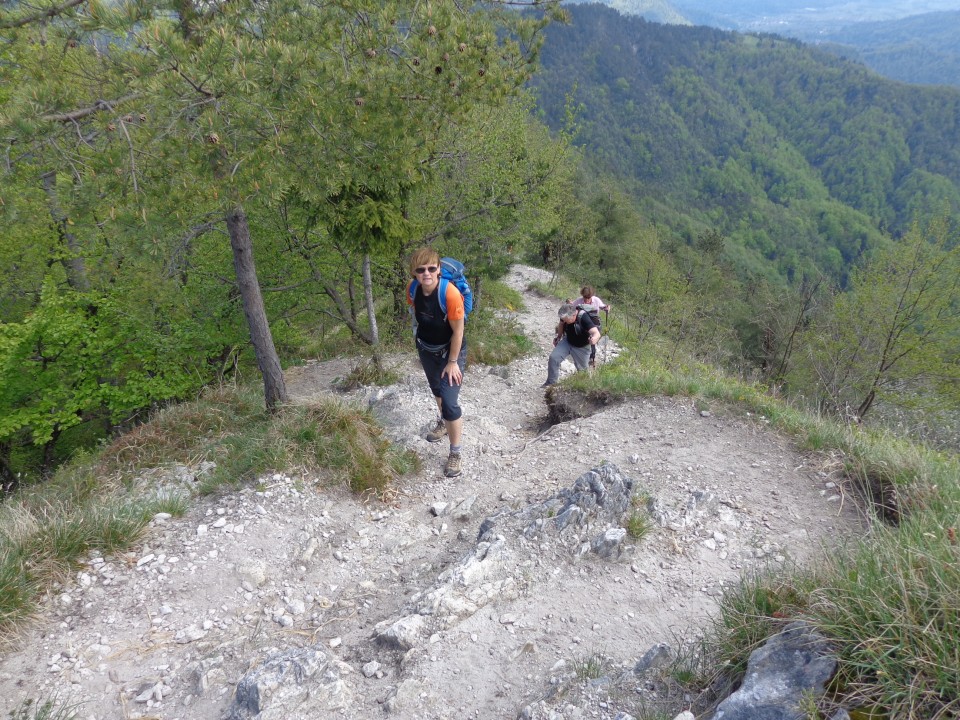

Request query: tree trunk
[
  {"left": 856, "top": 388, "right": 876, "bottom": 421},
  {"left": 0, "top": 441, "right": 19, "bottom": 495},
  {"left": 41, "top": 170, "right": 90, "bottom": 291},
  {"left": 362, "top": 252, "right": 380, "bottom": 347},
  {"left": 40, "top": 428, "right": 61, "bottom": 479},
  {"left": 226, "top": 206, "right": 289, "bottom": 411}
]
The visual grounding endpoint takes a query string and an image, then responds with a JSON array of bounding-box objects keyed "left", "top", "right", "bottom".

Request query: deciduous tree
[{"left": 791, "top": 215, "right": 960, "bottom": 419}]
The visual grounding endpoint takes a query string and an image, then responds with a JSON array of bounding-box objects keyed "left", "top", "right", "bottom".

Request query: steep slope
[{"left": 0, "top": 266, "right": 865, "bottom": 719}]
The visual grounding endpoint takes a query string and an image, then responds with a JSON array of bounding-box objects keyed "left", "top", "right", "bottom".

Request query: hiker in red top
[{"left": 406, "top": 247, "right": 466, "bottom": 478}]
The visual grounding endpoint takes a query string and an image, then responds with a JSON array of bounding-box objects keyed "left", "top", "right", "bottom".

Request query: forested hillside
[
  {"left": 805, "top": 11, "right": 960, "bottom": 89},
  {"left": 532, "top": 4, "right": 960, "bottom": 283}
]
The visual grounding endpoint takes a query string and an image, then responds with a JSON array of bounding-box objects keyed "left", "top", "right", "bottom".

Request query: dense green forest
[{"left": 532, "top": 4, "right": 960, "bottom": 284}]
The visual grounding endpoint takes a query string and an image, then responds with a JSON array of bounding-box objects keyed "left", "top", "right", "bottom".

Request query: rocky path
[{"left": 0, "top": 265, "right": 865, "bottom": 720}]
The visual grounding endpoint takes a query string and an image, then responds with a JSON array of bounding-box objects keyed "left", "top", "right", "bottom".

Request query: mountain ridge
[
  {"left": 532, "top": 4, "right": 960, "bottom": 282},
  {"left": 564, "top": 0, "right": 960, "bottom": 87}
]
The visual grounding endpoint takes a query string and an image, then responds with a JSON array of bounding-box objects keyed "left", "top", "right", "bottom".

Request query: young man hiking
[
  {"left": 406, "top": 247, "right": 466, "bottom": 478},
  {"left": 543, "top": 302, "right": 601, "bottom": 387}
]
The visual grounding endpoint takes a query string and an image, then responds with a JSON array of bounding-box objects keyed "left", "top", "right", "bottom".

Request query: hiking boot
[
  {"left": 444, "top": 452, "right": 462, "bottom": 478},
  {"left": 425, "top": 418, "right": 447, "bottom": 443}
]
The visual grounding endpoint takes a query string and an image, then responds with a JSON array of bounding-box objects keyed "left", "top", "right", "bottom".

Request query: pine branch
[
  {"left": 0, "top": 0, "right": 86, "bottom": 29},
  {"left": 40, "top": 94, "right": 141, "bottom": 123}
]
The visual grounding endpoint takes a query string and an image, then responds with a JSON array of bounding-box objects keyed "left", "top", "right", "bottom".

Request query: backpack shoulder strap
[
  {"left": 408, "top": 279, "right": 419, "bottom": 304},
  {"left": 437, "top": 278, "right": 449, "bottom": 315},
  {"left": 575, "top": 309, "right": 587, "bottom": 333}
]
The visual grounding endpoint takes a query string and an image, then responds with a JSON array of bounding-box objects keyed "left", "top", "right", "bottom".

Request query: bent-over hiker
[
  {"left": 406, "top": 247, "right": 466, "bottom": 478},
  {"left": 543, "top": 302, "right": 600, "bottom": 387},
  {"left": 572, "top": 285, "right": 610, "bottom": 368}
]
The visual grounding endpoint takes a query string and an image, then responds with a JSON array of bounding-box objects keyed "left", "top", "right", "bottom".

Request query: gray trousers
[{"left": 546, "top": 337, "right": 591, "bottom": 385}]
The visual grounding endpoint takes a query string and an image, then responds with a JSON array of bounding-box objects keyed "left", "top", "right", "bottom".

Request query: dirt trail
[{"left": 0, "top": 265, "right": 865, "bottom": 720}]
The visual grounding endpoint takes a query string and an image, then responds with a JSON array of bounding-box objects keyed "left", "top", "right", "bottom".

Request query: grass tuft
[
  {"left": 6, "top": 697, "right": 80, "bottom": 720},
  {"left": 626, "top": 511, "right": 653, "bottom": 541},
  {"left": 467, "top": 309, "right": 535, "bottom": 366},
  {"left": 572, "top": 653, "right": 606, "bottom": 681},
  {"left": 336, "top": 356, "right": 401, "bottom": 391}
]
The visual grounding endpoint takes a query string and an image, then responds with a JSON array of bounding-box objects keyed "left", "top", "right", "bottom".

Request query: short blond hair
[{"left": 409, "top": 247, "right": 440, "bottom": 277}]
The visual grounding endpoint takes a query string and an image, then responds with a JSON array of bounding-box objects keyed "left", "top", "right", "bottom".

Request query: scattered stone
[
  {"left": 711, "top": 621, "right": 837, "bottom": 719},
  {"left": 226, "top": 646, "right": 352, "bottom": 719},
  {"left": 634, "top": 643, "right": 672, "bottom": 674},
  {"left": 591, "top": 527, "right": 628, "bottom": 559},
  {"left": 374, "top": 614, "right": 428, "bottom": 651}
]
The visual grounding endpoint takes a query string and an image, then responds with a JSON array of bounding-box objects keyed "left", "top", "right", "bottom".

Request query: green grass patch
[
  {"left": 480, "top": 278, "right": 527, "bottom": 312},
  {"left": 467, "top": 307, "right": 536, "bottom": 366},
  {"left": 572, "top": 653, "right": 606, "bottom": 681},
  {"left": 0, "top": 493, "right": 176, "bottom": 632},
  {"left": 272, "top": 401, "right": 419, "bottom": 495},
  {"left": 701, "top": 523, "right": 960, "bottom": 718},
  {"left": 525, "top": 277, "right": 572, "bottom": 301},
  {"left": 810, "top": 521, "right": 960, "bottom": 717}
]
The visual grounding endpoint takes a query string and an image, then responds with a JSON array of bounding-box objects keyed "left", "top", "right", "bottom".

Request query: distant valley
[{"left": 562, "top": 0, "right": 960, "bottom": 87}]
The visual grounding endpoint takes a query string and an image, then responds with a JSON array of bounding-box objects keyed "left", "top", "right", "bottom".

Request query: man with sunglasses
[{"left": 406, "top": 247, "right": 467, "bottom": 478}]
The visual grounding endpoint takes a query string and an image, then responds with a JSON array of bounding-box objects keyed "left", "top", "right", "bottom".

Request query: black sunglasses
[{"left": 415, "top": 265, "right": 439, "bottom": 275}]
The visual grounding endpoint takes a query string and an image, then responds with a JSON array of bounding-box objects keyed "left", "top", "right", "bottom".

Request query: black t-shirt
[
  {"left": 564, "top": 311, "right": 597, "bottom": 348},
  {"left": 414, "top": 287, "right": 453, "bottom": 346}
]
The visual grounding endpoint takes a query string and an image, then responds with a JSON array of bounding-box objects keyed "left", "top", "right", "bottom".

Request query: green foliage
[
  {"left": 0, "top": 281, "right": 209, "bottom": 467},
  {"left": 532, "top": 5, "right": 960, "bottom": 284},
  {"left": 0, "top": 0, "right": 569, "bottom": 480},
  {"left": 789, "top": 215, "right": 960, "bottom": 420},
  {"left": 806, "top": 10, "right": 960, "bottom": 89}
]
